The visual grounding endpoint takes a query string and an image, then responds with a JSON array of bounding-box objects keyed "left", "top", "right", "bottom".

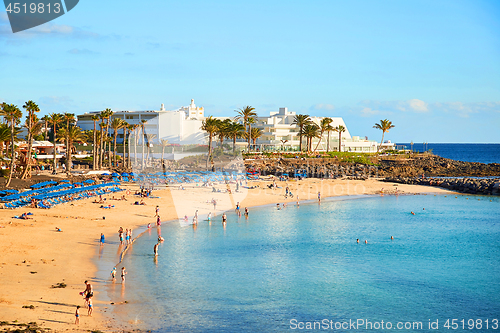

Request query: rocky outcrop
[
  {"left": 244, "top": 155, "right": 500, "bottom": 179},
  {"left": 376, "top": 155, "right": 500, "bottom": 177},
  {"left": 383, "top": 176, "right": 500, "bottom": 196}
]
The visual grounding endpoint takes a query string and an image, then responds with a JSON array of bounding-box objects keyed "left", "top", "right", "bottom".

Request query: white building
[
  {"left": 77, "top": 102, "right": 393, "bottom": 155},
  {"left": 77, "top": 99, "right": 206, "bottom": 145},
  {"left": 236, "top": 107, "right": 391, "bottom": 152}
]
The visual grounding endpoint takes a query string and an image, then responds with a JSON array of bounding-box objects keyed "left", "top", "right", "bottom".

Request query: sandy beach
[{"left": 0, "top": 177, "right": 457, "bottom": 332}]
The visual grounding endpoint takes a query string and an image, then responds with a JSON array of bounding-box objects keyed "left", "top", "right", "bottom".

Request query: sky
[{"left": 1, "top": 0, "right": 499, "bottom": 143}]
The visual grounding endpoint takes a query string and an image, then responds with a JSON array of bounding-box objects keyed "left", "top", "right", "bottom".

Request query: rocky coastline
[
  {"left": 244, "top": 154, "right": 500, "bottom": 195},
  {"left": 383, "top": 176, "right": 500, "bottom": 196}
]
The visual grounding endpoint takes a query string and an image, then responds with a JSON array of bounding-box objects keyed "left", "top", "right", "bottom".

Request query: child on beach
[
  {"left": 111, "top": 267, "right": 116, "bottom": 280},
  {"left": 75, "top": 306, "right": 80, "bottom": 324},
  {"left": 121, "top": 267, "right": 127, "bottom": 282},
  {"left": 88, "top": 298, "right": 93, "bottom": 316}
]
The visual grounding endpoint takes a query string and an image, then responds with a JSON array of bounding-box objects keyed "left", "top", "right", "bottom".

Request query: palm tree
[
  {"left": 110, "top": 118, "right": 125, "bottom": 167},
  {"left": 200, "top": 116, "right": 218, "bottom": 169},
  {"left": 249, "top": 127, "right": 263, "bottom": 147},
  {"left": 91, "top": 115, "right": 99, "bottom": 169},
  {"left": 21, "top": 100, "right": 40, "bottom": 179},
  {"left": 313, "top": 118, "right": 333, "bottom": 153},
  {"left": 334, "top": 125, "right": 346, "bottom": 152},
  {"left": 62, "top": 113, "right": 76, "bottom": 172},
  {"left": 302, "top": 124, "right": 320, "bottom": 152},
  {"left": 131, "top": 124, "right": 140, "bottom": 167},
  {"left": 98, "top": 111, "right": 106, "bottom": 169},
  {"left": 0, "top": 103, "right": 22, "bottom": 187},
  {"left": 41, "top": 115, "right": 50, "bottom": 141},
  {"left": 373, "top": 119, "right": 395, "bottom": 152},
  {"left": 215, "top": 118, "right": 231, "bottom": 150},
  {"left": 97, "top": 108, "right": 113, "bottom": 168},
  {"left": 292, "top": 114, "right": 311, "bottom": 151},
  {"left": 48, "top": 113, "right": 63, "bottom": 173},
  {"left": 234, "top": 106, "right": 257, "bottom": 149},
  {"left": 57, "top": 126, "right": 85, "bottom": 172},
  {"left": 227, "top": 121, "right": 245, "bottom": 153},
  {"left": 0, "top": 123, "right": 10, "bottom": 157},
  {"left": 121, "top": 120, "right": 129, "bottom": 168},
  {"left": 104, "top": 110, "right": 114, "bottom": 167},
  {"left": 322, "top": 118, "right": 334, "bottom": 152},
  {"left": 140, "top": 119, "right": 147, "bottom": 168}
]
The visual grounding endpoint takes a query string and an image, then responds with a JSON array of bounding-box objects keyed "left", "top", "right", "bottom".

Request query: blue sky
[{"left": 1, "top": 0, "right": 499, "bottom": 143}]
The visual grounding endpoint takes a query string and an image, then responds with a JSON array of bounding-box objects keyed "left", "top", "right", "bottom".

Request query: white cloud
[
  {"left": 408, "top": 99, "right": 428, "bottom": 112},
  {"left": 360, "top": 107, "right": 380, "bottom": 117},
  {"left": 310, "top": 103, "right": 335, "bottom": 111}
]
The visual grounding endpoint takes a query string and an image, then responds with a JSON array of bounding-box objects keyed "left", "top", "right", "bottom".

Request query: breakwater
[
  {"left": 245, "top": 155, "right": 500, "bottom": 179},
  {"left": 382, "top": 176, "right": 500, "bottom": 196}
]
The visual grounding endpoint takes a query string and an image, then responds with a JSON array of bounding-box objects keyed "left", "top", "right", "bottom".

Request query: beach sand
[{"left": 0, "top": 178, "right": 456, "bottom": 332}]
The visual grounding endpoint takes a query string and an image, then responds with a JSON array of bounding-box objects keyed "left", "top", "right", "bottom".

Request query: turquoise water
[{"left": 106, "top": 195, "right": 500, "bottom": 332}]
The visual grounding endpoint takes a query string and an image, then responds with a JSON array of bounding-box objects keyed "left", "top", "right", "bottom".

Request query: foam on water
[{"left": 101, "top": 194, "right": 500, "bottom": 332}]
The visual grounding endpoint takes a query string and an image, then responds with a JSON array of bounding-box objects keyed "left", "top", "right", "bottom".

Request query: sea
[
  {"left": 398, "top": 143, "right": 500, "bottom": 164},
  {"left": 98, "top": 194, "right": 500, "bottom": 332}
]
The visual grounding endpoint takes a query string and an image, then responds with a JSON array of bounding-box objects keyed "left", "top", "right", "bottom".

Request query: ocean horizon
[{"left": 397, "top": 143, "right": 500, "bottom": 164}]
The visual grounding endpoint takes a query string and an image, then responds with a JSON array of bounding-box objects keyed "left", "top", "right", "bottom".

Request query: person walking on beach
[
  {"left": 100, "top": 233, "right": 105, "bottom": 244},
  {"left": 121, "top": 267, "right": 127, "bottom": 282},
  {"left": 155, "top": 205, "right": 159, "bottom": 217},
  {"left": 75, "top": 306, "right": 80, "bottom": 324},
  {"left": 111, "top": 267, "right": 116, "bottom": 280},
  {"left": 154, "top": 243, "right": 159, "bottom": 256},
  {"left": 318, "top": 191, "right": 321, "bottom": 203}
]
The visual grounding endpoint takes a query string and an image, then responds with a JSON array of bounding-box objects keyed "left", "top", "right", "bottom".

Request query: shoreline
[{"left": 0, "top": 178, "right": 459, "bottom": 332}]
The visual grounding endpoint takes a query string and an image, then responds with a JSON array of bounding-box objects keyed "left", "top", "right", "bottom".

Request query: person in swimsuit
[
  {"left": 155, "top": 205, "right": 159, "bottom": 217},
  {"left": 82, "top": 280, "right": 93, "bottom": 307},
  {"left": 100, "top": 233, "right": 105, "bottom": 244},
  {"left": 222, "top": 213, "right": 227, "bottom": 223},
  {"left": 88, "top": 298, "right": 93, "bottom": 316},
  {"left": 75, "top": 306, "right": 80, "bottom": 324},
  {"left": 121, "top": 267, "right": 127, "bottom": 282},
  {"left": 244, "top": 207, "right": 249, "bottom": 217},
  {"left": 111, "top": 267, "right": 116, "bottom": 280},
  {"left": 154, "top": 243, "right": 159, "bottom": 256}
]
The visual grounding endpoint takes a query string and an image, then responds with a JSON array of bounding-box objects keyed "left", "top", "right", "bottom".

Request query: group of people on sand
[
  {"left": 76, "top": 280, "right": 94, "bottom": 324},
  {"left": 118, "top": 227, "right": 132, "bottom": 245}
]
